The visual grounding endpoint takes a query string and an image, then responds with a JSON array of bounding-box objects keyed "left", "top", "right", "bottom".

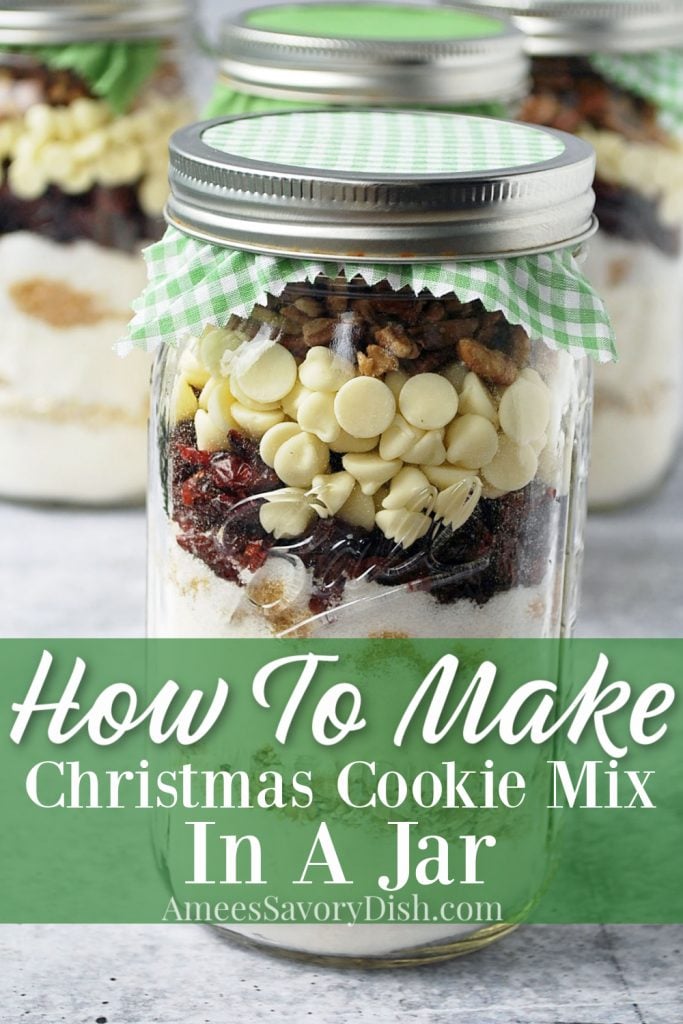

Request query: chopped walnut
[
  {"left": 294, "top": 297, "right": 325, "bottom": 318},
  {"left": 357, "top": 344, "right": 399, "bottom": 377},
  {"left": 302, "top": 318, "right": 337, "bottom": 347},
  {"left": 458, "top": 337, "right": 519, "bottom": 386},
  {"left": 374, "top": 322, "right": 420, "bottom": 359},
  {"left": 423, "top": 301, "right": 446, "bottom": 323},
  {"left": 422, "top": 317, "right": 479, "bottom": 350},
  {"left": 508, "top": 325, "right": 532, "bottom": 368}
]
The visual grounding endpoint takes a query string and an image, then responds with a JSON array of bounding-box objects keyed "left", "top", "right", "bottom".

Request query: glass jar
[
  {"left": 447, "top": 0, "right": 683, "bottom": 508},
  {"left": 204, "top": 2, "right": 529, "bottom": 119},
  {"left": 132, "top": 109, "right": 613, "bottom": 964},
  {"left": 0, "top": 0, "right": 195, "bottom": 504}
]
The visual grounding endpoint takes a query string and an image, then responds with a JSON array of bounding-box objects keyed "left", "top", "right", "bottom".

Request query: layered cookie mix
[
  {"left": 0, "top": 48, "right": 193, "bottom": 503},
  {"left": 155, "top": 277, "right": 579, "bottom": 640},
  {"left": 522, "top": 57, "right": 683, "bottom": 507}
]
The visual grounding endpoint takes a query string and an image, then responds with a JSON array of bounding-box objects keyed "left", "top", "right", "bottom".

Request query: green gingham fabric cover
[
  {"left": 6, "top": 41, "right": 162, "bottom": 114},
  {"left": 201, "top": 111, "right": 565, "bottom": 173},
  {"left": 119, "top": 227, "right": 617, "bottom": 363},
  {"left": 590, "top": 49, "right": 683, "bottom": 135},
  {"left": 203, "top": 82, "right": 509, "bottom": 120}
]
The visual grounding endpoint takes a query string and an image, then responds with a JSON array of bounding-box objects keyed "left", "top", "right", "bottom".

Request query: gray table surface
[{"left": 2, "top": 2, "right": 681, "bottom": 1013}]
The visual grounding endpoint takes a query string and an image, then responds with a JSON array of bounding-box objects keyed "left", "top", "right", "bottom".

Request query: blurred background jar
[
  {"left": 204, "top": 1, "right": 529, "bottom": 119},
  {"left": 446, "top": 0, "right": 683, "bottom": 508},
  {"left": 0, "top": 0, "right": 195, "bottom": 505}
]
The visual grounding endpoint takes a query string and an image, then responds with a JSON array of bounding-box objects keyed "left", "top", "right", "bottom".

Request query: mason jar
[
  {"left": 448, "top": 0, "right": 683, "bottom": 508},
  {"left": 204, "top": 1, "right": 529, "bottom": 119},
  {"left": 123, "top": 109, "right": 614, "bottom": 965},
  {"left": 0, "top": 0, "right": 195, "bottom": 504}
]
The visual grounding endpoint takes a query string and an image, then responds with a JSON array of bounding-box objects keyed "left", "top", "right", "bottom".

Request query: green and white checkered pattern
[
  {"left": 202, "top": 110, "right": 565, "bottom": 175},
  {"left": 118, "top": 227, "right": 617, "bottom": 363},
  {"left": 590, "top": 49, "right": 683, "bottom": 135}
]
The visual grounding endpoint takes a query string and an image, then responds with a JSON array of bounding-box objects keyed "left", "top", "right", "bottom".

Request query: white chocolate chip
[
  {"left": 499, "top": 377, "right": 551, "bottom": 446},
  {"left": 207, "top": 380, "right": 238, "bottom": 431},
  {"left": 60, "top": 165, "right": 96, "bottom": 195},
  {"left": 70, "top": 98, "right": 109, "bottom": 135},
  {"left": 402, "top": 429, "right": 447, "bottom": 466},
  {"left": 375, "top": 508, "right": 431, "bottom": 549},
  {"left": 398, "top": 373, "right": 458, "bottom": 430},
  {"left": 334, "top": 377, "right": 396, "bottom": 438},
  {"left": 530, "top": 433, "right": 548, "bottom": 456},
  {"left": 273, "top": 431, "right": 329, "bottom": 487},
  {"left": 520, "top": 368, "right": 547, "bottom": 391},
  {"left": 482, "top": 436, "right": 538, "bottom": 492},
  {"left": 329, "top": 429, "right": 379, "bottom": 454},
  {"left": 139, "top": 174, "right": 170, "bottom": 218},
  {"left": 342, "top": 453, "right": 402, "bottom": 496},
  {"left": 236, "top": 343, "right": 298, "bottom": 404},
  {"left": 299, "top": 347, "right": 355, "bottom": 392},
  {"left": 384, "top": 370, "right": 409, "bottom": 399},
  {"left": 423, "top": 464, "right": 480, "bottom": 491},
  {"left": 379, "top": 414, "right": 424, "bottom": 461},
  {"left": 434, "top": 476, "right": 482, "bottom": 531},
  {"left": 173, "top": 379, "right": 198, "bottom": 423},
  {"left": 7, "top": 160, "right": 47, "bottom": 200},
  {"left": 199, "top": 326, "right": 238, "bottom": 376},
  {"left": 194, "top": 409, "right": 228, "bottom": 452},
  {"left": 481, "top": 481, "right": 508, "bottom": 499},
  {"left": 179, "top": 346, "right": 210, "bottom": 390},
  {"left": 231, "top": 403, "right": 285, "bottom": 438},
  {"left": 97, "top": 145, "right": 144, "bottom": 186},
  {"left": 24, "top": 103, "right": 58, "bottom": 143},
  {"left": 198, "top": 376, "right": 222, "bottom": 410},
  {"left": 459, "top": 372, "right": 499, "bottom": 425},
  {"left": 442, "top": 362, "right": 468, "bottom": 392},
  {"left": 308, "top": 471, "right": 356, "bottom": 517},
  {"left": 259, "top": 488, "right": 315, "bottom": 540},
  {"left": 259, "top": 422, "right": 302, "bottom": 468},
  {"left": 281, "top": 380, "right": 315, "bottom": 420},
  {"left": 338, "top": 485, "right": 376, "bottom": 531},
  {"left": 229, "top": 376, "right": 282, "bottom": 412},
  {"left": 297, "top": 390, "right": 341, "bottom": 444},
  {"left": 445, "top": 414, "right": 499, "bottom": 469},
  {"left": 382, "top": 467, "right": 436, "bottom": 512}
]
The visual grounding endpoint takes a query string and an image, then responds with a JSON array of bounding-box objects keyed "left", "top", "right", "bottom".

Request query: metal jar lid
[
  {"left": 0, "top": 1, "right": 188, "bottom": 45},
  {"left": 217, "top": 2, "right": 529, "bottom": 106},
  {"left": 166, "top": 108, "right": 597, "bottom": 261},
  {"left": 445, "top": 1, "right": 683, "bottom": 55}
]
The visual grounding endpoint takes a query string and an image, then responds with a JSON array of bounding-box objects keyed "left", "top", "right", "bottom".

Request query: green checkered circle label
[{"left": 202, "top": 110, "right": 566, "bottom": 175}]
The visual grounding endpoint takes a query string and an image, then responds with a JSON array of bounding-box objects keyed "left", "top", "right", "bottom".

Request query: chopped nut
[
  {"left": 278, "top": 332, "right": 309, "bottom": 361},
  {"left": 476, "top": 310, "right": 509, "bottom": 349},
  {"left": 408, "top": 349, "right": 454, "bottom": 374},
  {"left": 351, "top": 298, "right": 382, "bottom": 323},
  {"left": 423, "top": 301, "right": 446, "bottom": 323},
  {"left": 357, "top": 344, "right": 399, "bottom": 377},
  {"left": 508, "top": 325, "right": 531, "bottom": 368},
  {"left": 374, "top": 323, "right": 420, "bottom": 359},
  {"left": 294, "top": 297, "right": 325, "bottom": 318},
  {"left": 302, "top": 318, "right": 337, "bottom": 347},
  {"left": 421, "top": 317, "right": 479, "bottom": 350},
  {"left": 458, "top": 337, "right": 519, "bottom": 387},
  {"left": 454, "top": 299, "right": 486, "bottom": 319},
  {"left": 280, "top": 304, "right": 310, "bottom": 326}
]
